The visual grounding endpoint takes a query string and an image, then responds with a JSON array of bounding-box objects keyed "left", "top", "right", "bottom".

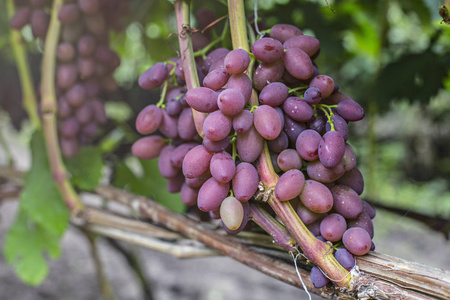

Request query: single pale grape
[
  {"left": 253, "top": 105, "right": 282, "bottom": 140},
  {"left": 318, "top": 131, "right": 346, "bottom": 168},
  {"left": 331, "top": 185, "right": 363, "bottom": 219},
  {"left": 197, "top": 178, "right": 229, "bottom": 212},
  {"left": 320, "top": 213, "right": 347, "bottom": 242},
  {"left": 337, "top": 100, "right": 365, "bottom": 122},
  {"left": 224, "top": 49, "right": 250, "bottom": 75},
  {"left": 299, "top": 180, "right": 334, "bottom": 213},
  {"left": 222, "top": 201, "right": 250, "bottom": 235},
  {"left": 277, "top": 149, "right": 302, "bottom": 171},
  {"left": 274, "top": 169, "right": 305, "bottom": 201},
  {"left": 132, "top": 136, "right": 166, "bottom": 160},
  {"left": 232, "top": 162, "right": 259, "bottom": 202},
  {"left": 135, "top": 105, "right": 163, "bottom": 135},
  {"left": 270, "top": 24, "right": 303, "bottom": 44},
  {"left": 296, "top": 129, "right": 321, "bottom": 161},
  {"left": 182, "top": 145, "right": 213, "bottom": 179},
  {"left": 251, "top": 37, "right": 284, "bottom": 64},
  {"left": 220, "top": 196, "right": 244, "bottom": 230},
  {"left": 210, "top": 152, "right": 236, "bottom": 183},
  {"left": 342, "top": 227, "right": 372, "bottom": 256}
]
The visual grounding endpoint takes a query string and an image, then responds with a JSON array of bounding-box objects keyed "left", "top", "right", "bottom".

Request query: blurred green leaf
[{"left": 65, "top": 146, "right": 104, "bottom": 191}]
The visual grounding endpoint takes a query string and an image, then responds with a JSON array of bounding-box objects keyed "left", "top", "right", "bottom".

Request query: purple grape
[
  {"left": 202, "top": 136, "right": 230, "bottom": 153},
  {"left": 232, "top": 162, "right": 259, "bottom": 202},
  {"left": 66, "top": 84, "right": 86, "bottom": 108},
  {"left": 331, "top": 185, "right": 363, "bottom": 219},
  {"left": 186, "top": 170, "right": 212, "bottom": 188},
  {"left": 307, "top": 220, "right": 321, "bottom": 236},
  {"left": 217, "top": 88, "right": 246, "bottom": 116},
  {"left": 30, "top": 9, "right": 49, "bottom": 38},
  {"left": 270, "top": 24, "right": 303, "bottom": 44},
  {"left": 253, "top": 105, "right": 282, "bottom": 140},
  {"left": 307, "top": 160, "right": 345, "bottom": 183},
  {"left": 57, "top": 64, "right": 78, "bottom": 90},
  {"left": 75, "top": 103, "right": 93, "bottom": 125},
  {"left": 177, "top": 107, "right": 197, "bottom": 141},
  {"left": 251, "top": 37, "right": 284, "bottom": 64},
  {"left": 165, "top": 99, "right": 182, "bottom": 116},
  {"left": 348, "top": 212, "right": 374, "bottom": 238},
  {"left": 77, "top": 57, "right": 96, "bottom": 78},
  {"left": 283, "top": 35, "right": 320, "bottom": 57},
  {"left": 336, "top": 168, "right": 364, "bottom": 195},
  {"left": 342, "top": 227, "right": 372, "bottom": 256},
  {"left": 84, "top": 12, "right": 106, "bottom": 36},
  {"left": 296, "top": 202, "right": 323, "bottom": 225},
  {"left": 10, "top": 7, "right": 32, "bottom": 30},
  {"left": 170, "top": 143, "right": 198, "bottom": 168},
  {"left": 159, "top": 110, "right": 178, "bottom": 139},
  {"left": 167, "top": 172, "right": 185, "bottom": 193},
  {"left": 318, "top": 131, "right": 346, "bottom": 168},
  {"left": 226, "top": 74, "right": 252, "bottom": 103},
  {"left": 58, "top": 4, "right": 81, "bottom": 24},
  {"left": 277, "top": 149, "right": 302, "bottom": 171},
  {"left": 326, "top": 115, "right": 349, "bottom": 141},
  {"left": 210, "top": 152, "right": 236, "bottom": 183},
  {"left": 310, "top": 266, "right": 330, "bottom": 288},
  {"left": 60, "top": 138, "right": 79, "bottom": 158},
  {"left": 139, "top": 62, "right": 168, "bottom": 90},
  {"left": 91, "top": 100, "right": 107, "bottom": 124},
  {"left": 203, "top": 48, "right": 229, "bottom": 73},
  {"left": 57, "top": 43, "right": 76, "bottom": 63},
  {"left": 296, "top": 129, "right": 321, "bottom": 161},
  {"left": 57, "top": 97, "right": 72, "bottom": 119},
  {"left": 340, "top": 144, "right": 357, "bottom": 171},
  {"left": 283, "top": 115, "right": 307, "bottom": 143},
  {"left": 197, "top": 178, "right": 229, "bottom": 212},
  {"left": 253, "top": 60, "right": 284, "bottom": 91},
  {"left": 309, "top": 114, "right": 326, "bottom": 134},
  {"left": 283, "top": 97, "right": 314, "bottom": 122},
  {"left": 220, "top": 196, "right": 244, "bottom": 230},
  {"left": 60, "top": 117, "right": 80, "bottom": 138},
  {"left": 274, "top": 169, "right": 305, "bottom": 201},
  {"left": 336, "top": 100, "right": 365, "bottom": 122},
  {"left": 158, "top": 145, "right": 179, "bottom": 179},
  {"left": 203, "top": 110, "right": 232, "bottom": 141},
  {"left": 362, "top": 200, "right": 376, "bottom": 219},
  {"left": 135, "top": 105, "right": 163, "bottom": 135},
  {"left": 259, "top": 82, "right": 289, "bottom": 107},
  {"left": 303, "top": 87, "right": 322, "bottom": 104},
  {"left": 182, "top": 145, "right": 213, "bottom": 179},
  {"left": 203, "top": 67, "right": 230, "bottom": 90},
  {"left": 271, "top": 153, "right": 281, "bottom": 173},
  {"left": 180, "top": 183, "right": 199, "bottom": 205},
  {"left": 267, "top": 131, "right": 288, "bottom": 154},
  {"left": 131, "top": 136, "right": 166, "bottom": 160},
  {"left": 320, "top": 213, "right": 347, "bottom": 242},
  {"left": 236, "top": 126, "right": 264, "bottom": 163},
  {"left": 224, "top": 49, "right": 250, "bottom": 75},
  {"left": 233, "top": 110, "right": 253, "bottom": 134},
  {"left": 309, "top": 75, "right": 335, "bottom": 98},
  {"left": 283, "top": 48, "right": 314, "bottom": 80},
  {"left": 77, "top": 34, "right": 97, "bottom": 57},
  {"left": 299, "top": 180, "right": 334, "bottom": 213},
  {"left": 185, "top": 87, "right": 219, "bottom": 113},
  {"left": 274, "top": 107, "right": 285, "bottom": 129},
  {"left": 78, "top": 0, "right": 99, "bottom": 14},
  {"left": 334, "top": 249, "right": 355, "bottom": 271}
]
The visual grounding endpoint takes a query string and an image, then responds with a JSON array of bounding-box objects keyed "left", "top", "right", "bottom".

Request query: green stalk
[
  {"left": 174, "top": 0, "right": 207, "bottom": 137},
  {"left": 40, "top": 0, "right": 83, "bottom": 212},
  {"left": 228, "top": 0, "right": 250, "bottom": 51},
  {"left": 6, "top": 0, "right": 41, "bottom": 129}
]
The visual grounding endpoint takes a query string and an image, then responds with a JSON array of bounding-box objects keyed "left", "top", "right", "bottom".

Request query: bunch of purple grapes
[
  {"left": 10, "top": 0, "right": 129, "bottom": 157},
  {"left": 132, "top": 20, "right": 376, "bottom": 286}
]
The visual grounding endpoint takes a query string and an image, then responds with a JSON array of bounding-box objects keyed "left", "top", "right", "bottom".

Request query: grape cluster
[
  {"left": 10, "top": 0, "right": 129, "bottom": 157},
  {"left": 132, "top": 20, "right": 376, "bottom": 284}
]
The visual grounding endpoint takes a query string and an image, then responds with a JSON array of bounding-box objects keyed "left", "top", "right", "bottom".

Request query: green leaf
[
  {"left": 65, "top": 146, "right": 104, "bottom": 191},
  {"left": 113, "top": 158, "right": 185, "bottom": 213},
  {"left": 21, "top": 131, "right": 70, "bottom": 238},
  {"left": 4, "top": 209, "right": 61, "bottom": 286}
]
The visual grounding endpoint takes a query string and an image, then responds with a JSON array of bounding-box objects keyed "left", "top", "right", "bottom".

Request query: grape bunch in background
[
  {"left": 132, "top": 16, "right": 376, "bottom": 288},
  {"left": 10, "top": 0, "right": 129, "bottom": 157}
]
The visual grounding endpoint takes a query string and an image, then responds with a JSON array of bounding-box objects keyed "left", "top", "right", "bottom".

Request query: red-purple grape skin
[
  {"left": 60, "top": 117, "right": 80, "bottom": 138},
  {"left": 336, "top": 168, "right": 364, "bottom": 195},
  {"left": 159, "top": 110, "right": 178, "bottom": 139},
  {"left": 274, "top": 169, "right": 305, "bottom": 201},
  {"left": 66, "top": 84, "right": 86, "bottom": 108},
  {"left": 217, "top": 88, "right": 246, "bottom": 116},
  {"left": 203, "top": 67, "right": 230, "bottom": 90},
  {"left": 203, "top": 48, "right": 229, "bottom": 73},
  {"left": 10, "top": 7, "right": 32, "bottom": 30},
  {"left": 132, "top": 136, "right": 166, "bottom": 160},
  {"left": 210, "top": 152, "right": 236, "bottom": 183},
  {"left": 296, "top": 129, "right": 321, "bottom": 161},
  {"left": 170, "top": 143, "right": 198, "bottom": 168},
  {"left": 307, "top": 160, "right": 345, "bottom": 183},
  {"left": 362, "top": 200, "right": 376, "bottom": 219},
  {"left": 75, "top": 103, "right": 93, "bottom": 125},
  {"left": 259, "top": 82, "right": 289, "bottom": 107},
  {"left": 283, "top": 97, "right": 314, "bottom": 122},
  {"left": 60, "top": 138, "right": 79, "bottom": 158},
  {"left": 177, "top": 107, "right": 197, "bottom": 141},
  {"left": 182, "top": 145, "right": 213, "bottom": 179},
  {"left": 253, "top": 61, "right": 285, "bottom": 91},
  {"left": 277, "top": 149, "right": 302, "bottom": 171},
  {"left": 202, "top": 136, "right": 230, "bottom": 153},
  {"left": 185, "top": 170, "right": 211, "bottom": 188},
  {"left": 57, "top": 43, "right": 76, "bottom": 62},
  {"left": 181, "top": 183, "right": 198, "bottom": 205},
  {"left": 270, "top": 24, "right": 303, "bottom": 44},
  {"left": 326, "top": 115, "right": 349, "bottom": 141},
  {"left": 283, "top": 48, "right": 314, "bottom": 80},
  {"left": 334, "top": 249, "right": 355, "bottom": 271},
  {"left": 310, "top": 266, "right": 330, "bottom": 288},
  {"left": 251, "top": 37, "right": 284, "bottom": 64},
  {"left": 348, "top": 212, "right": 374, "bottom": 238},
  {"left": 267, "top": 131, "right": 289, "bottom": 154},
  {"left": 236, "top": 126, "right": 264, "bottom": 163},
  {"left": 57, "top": 64, "right": 78, "bottom": 90},
  {"left": 185, "top": 87, "right": 219, "bottom": 113},
  {"left": 30, "top": 9, "right": 50, "bottom": 38},
  {"left": 58, "top": 4, "right": 81, "bottom": 24},
  {"left": 224, "top": 49, "right": 250, "bottom": 75},
  {"left": 203, "top": 110, "right": 232, "bottom": 142},
  {"left": 233, "top": 110, "right": 253, "bottom": 134},
  {"left": 232, "top": 162, "right": 259, "bottom": 202},
  {"left": 78, "top": 34, "right": 97, "bottom": 57},
  {"left": 283, "top": 35, "right": 320, "bottom": 57},
  {"left": 331, "top": 185, "right": 363, "bottom": 219},
  {"left": 283, "top": 115, "right": 307, "bottom": 143},
  {"left": 309, "top": 75, "right": 335, "bottom": 98},
  {"left": 166, "top": 173, "right": 185, "bottom": 193},
  {"left": 197, "top": 178, "right": 229, "bottom": 212},
  {"left": 226, "top": 74, "right": 252, "bottom": 103},
  {"left": 307, "top": 220, "right": 321, "bottom": 236},
  {"left": 309, "top": 114, "right": 326, "bottom": 134},
  {"left": 299, "top": 180, "right": 334, "bottom": 213},
  {"left": 135, "top": 105, "right": 163, "bottom": 135},
  {"left": 253, "top": 105, "right": 282, "bottom": 141},
  {"left": 320, "top": 213, "right": 347, "bottom": 242},
  {"left": 337, "top": 100, "right": 365, "bottom": 122},
  {"left": 318, "top": 131, "right": 346, "bottom": 168},
  {"left": 158, "top": 145, "right": 179, "bottom": 179},
  {"left": 341, "top": 144, "right": 357, "bottom": 171},
  {"left": 139, "top": 62, "right": 168, "bottom": 90},
  {"left": 342, "top": 227, "right": 372, "bottom": 256},
  {"left": 303, "top": 87, "right": 322, "bottom": 104},
  {"left": 296, "top": 202, "right": 323, "bottom": 225}
]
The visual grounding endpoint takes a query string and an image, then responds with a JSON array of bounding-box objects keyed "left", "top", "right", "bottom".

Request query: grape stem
[
  {"left": 174, "top": 0, "right": 207, "bottom": 137},
  {"left": 39, "top": 0, "right": 83, "bottom": 213},
  {"left": 6, "top": 0, "right": 41, "bottom": 129},
  {"left": 315, "top": 104, "right": 336, "bottom": 131}
]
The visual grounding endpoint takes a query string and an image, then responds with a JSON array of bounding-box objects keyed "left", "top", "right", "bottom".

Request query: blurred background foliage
[{"left": 0, "top": 0, "right": 449, "bottom": 233}]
